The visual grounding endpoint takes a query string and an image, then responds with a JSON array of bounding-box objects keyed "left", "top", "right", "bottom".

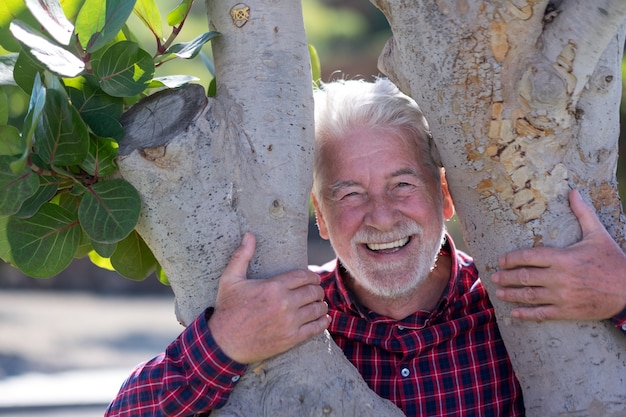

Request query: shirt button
[
  {"left": 621, "top": 323, "right": 626, "bottom": 332},
  {"left": 232, "top": 375, "right": 241, "bottom": 382},
  {"left": 397, "top": 325, "right": 406, "bottom": 331},
  {"left": 400, "top": 368, "right": 410, "bottom": 377}
]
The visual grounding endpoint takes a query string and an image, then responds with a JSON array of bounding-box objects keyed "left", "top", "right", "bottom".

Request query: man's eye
[{"left": 342, "top": 192, "right": 360, "bottom": 199}]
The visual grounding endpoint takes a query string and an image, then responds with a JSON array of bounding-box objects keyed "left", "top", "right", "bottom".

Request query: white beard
[{"left": 338, "top": 220, "right": 445, "bottom": 299}]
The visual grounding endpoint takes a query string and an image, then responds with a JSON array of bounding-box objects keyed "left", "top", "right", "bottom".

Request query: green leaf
[
  {"left": 0, "top": 26, "right": 21, "bottom": 53},
  {"left": 34, "top": 88, "right": 90, "bottom": 167},
  {"left": 75, "top": 0, "right": 137, "bottom": 53},
  {"left": 78, "top": 178, "right": 140, "bottom": 243},
  {"left": 57, "top": 192, "right": 80, "bottom": 212},
  {"left": 0, "top": 0, "right": 28, "bottom": 51},
  {"left": 60, "top": 0, "right": 86, "bottom": 23},
  {"left": 14, "top": 71, "right": 45, "bottom": 172},
  {"left": 0, "top": 54, "right": 18, "bottom": 86},
  {"left": 0, "top": 216, "right": 14, "bottom": 264},
  {"left": 69, "top": 182, "right": 85, "bottom": 195},
  {"left": 13, "top": 50, "right": 44, "bottom": 95},
  {"left": 42, "top": 70, "right": 66, "bottom": 93},
  {"left": 133, "top": 0, "right": 162, "bottom": 40},
  {"left": 156, "top": 264, "right": 169, "bottom": 285},
  {"left": 309, "top": 44, "right": 321, "bottom": 87},
  {"left": 15, "top": 175, "right": 59, "bottom": 218},
  {"left": 24, "top": 0, "right": 74, "bottom": 45},
  {"left": 199, "top": 50, "right": 214, "bottom": 76},
  {"left": 95, "top": 41, "right": 154, "bottom": 97},
  {"left": 110, "top": 230, "right": 156, "bottom": 280},
  {"left": 9, "top": 20, "right": 84, "bottom": 77},
  {"left": 0, "top": 90, "right": 8, "bottom": 124},
  {"left": 80, "top": 134, "right": 118, "bottom": 177},
  {"left": 64, "top": 75, "right": 124, "bottom": 140},
  {"left": 0, "top": 125, "right": 23, "bottom": 156},
  {"left": 23, "top": 71, "right": 46, "bottom": 134},
  {"left": 74, "top": 228, "right": 93, "bottom": 258},
  {"left": 166, "top": 0, "right": 192, "bottom": 27},
  {"left": 0, "top": 155, "right": 39, "bottom": 216},
  {"left": 91, "top": 239, "right": 116, "bottom": 257},
  {"left": 207, "top": 77, "right": 216, "bottom": 97},
  {"left": 29, "top": 152, "right": 50, "bottom": 171},
  {"left": 0, "top": 0, "right": 25, "bottom": 27},
  {"left": 148, "top": 75, "right": 199, "bottom": 89},
  {"left": 164, "top": 31, "right": 220, "bottom": 59},
  {"left": 7, "top": 202, "right": 80, "bottom": 277},
  {"left": 87, "top": 248, "right": 114, "bottom": 270}
]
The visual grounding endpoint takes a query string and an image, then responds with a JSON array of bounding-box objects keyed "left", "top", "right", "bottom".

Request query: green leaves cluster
[{"left": 0, "top": 0, "right": 219, "bottom": 281}]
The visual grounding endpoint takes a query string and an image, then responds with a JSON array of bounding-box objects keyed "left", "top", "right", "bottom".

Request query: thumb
[
  {"left": 569, "top": 189, "right": 601, "bottom": 237},
  {"left": 221, "top": 232, "right": 256, "bottom": 285}
]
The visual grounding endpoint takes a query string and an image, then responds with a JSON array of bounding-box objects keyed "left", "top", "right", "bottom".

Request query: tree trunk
[
  {"left": 375, "top": 0, "right": 626, "bottom": 414},
  {"left": 117, "top": 0, "right": 404, "bottom": 415}
]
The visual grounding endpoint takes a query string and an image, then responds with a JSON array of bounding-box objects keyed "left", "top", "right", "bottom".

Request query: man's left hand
[{"left": 491, "top": 189, "right": 626, "bottom": 322}]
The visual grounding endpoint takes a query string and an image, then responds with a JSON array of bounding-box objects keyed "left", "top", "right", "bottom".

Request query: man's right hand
[{"left": 208, "top": 232, "right": 331, "bottom": 364}]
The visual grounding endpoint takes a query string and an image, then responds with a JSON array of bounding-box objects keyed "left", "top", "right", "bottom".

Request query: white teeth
[{"left": 367, "top": 237, "right": 409, "bottom": 251}]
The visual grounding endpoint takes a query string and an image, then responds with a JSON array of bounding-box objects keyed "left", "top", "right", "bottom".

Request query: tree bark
[
  {"left": 376, "top": 0, "right": 626, "bottom": 414},
  {"left": 117, "top": 0, "right": 404, "bottom": 415}
]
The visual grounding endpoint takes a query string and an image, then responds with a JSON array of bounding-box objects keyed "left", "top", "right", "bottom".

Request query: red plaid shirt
[
  {"left": 105, "top": 237, "right": 626, "bottom": 416},
  {"left": 313, "top": 239, "right": 525, "bottom": 416}
]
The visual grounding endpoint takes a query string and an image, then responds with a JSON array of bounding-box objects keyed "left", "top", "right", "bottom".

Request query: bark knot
[{"left": 269, "top": 199, "right": 286, "bottom": 219}]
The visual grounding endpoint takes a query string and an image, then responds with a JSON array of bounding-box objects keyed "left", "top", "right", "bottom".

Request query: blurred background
[{"left": 0, "top": 1, "right": 624, "bottom": 415}]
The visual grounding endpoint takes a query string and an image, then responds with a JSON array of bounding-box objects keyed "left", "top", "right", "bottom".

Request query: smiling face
[{"left": 313, "top": 126, "right": 454, "bottom": 300}]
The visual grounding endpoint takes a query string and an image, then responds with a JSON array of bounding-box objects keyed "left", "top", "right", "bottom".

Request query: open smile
[{"left": 366, "top": 236, "right": 411, "bottom": 253}]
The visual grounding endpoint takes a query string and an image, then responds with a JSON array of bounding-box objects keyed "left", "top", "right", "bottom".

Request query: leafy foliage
[{"left": 0, "top": 0, "right": 219, "bottom": 281}]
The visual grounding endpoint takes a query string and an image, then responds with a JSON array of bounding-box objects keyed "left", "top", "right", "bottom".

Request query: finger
[
  {"left": 492, "top": 267, "right": 530, "bottom": 287},
  {"left": 495, "top": 285, "right": 554, "bottom": 305},
  {"left": 492, "top": 263, "right": 553, "bottom": 287},
  {"left": 568, "top": 189, "right": 602, "bottom": 238},
  {"left": 296, "top": 300, "right": 329, "bottom": 325},
  {"left": 510, "top": 305, "right": 560, "bottom": 322},
  {"left": 497, "top": 246, "right": 557, "bottom": 270},
  {"left": 221, "top": 232, "right": 256, "bottom": 285},
  {"left": 296, "top": 313, "right": 331, "bottom": 341},
  {"left": 290, "top": 282, "right": 325, "bottom": 306},
  {"left": 278, "top": 269, "right": 322, "bottom": 291}
]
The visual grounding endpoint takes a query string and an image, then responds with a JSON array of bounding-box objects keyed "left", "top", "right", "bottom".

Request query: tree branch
[
  {"left": 539, "top": 0, "right": 626, "bottom": 99},
  {"left": 118, "top": 84, "right": 207, "bottom": 156}
]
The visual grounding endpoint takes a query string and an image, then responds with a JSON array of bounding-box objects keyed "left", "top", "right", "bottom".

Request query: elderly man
[{"left": 106, "top": 78, "right": 626, "bottom": 416}]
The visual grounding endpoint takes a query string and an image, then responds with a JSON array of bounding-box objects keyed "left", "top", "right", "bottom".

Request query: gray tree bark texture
[
  {"left": 117, "top": 0, "right": 404, "bottom": 416},
  {"left": 375, "top": 0, "right": 626, "bottom": 415}
]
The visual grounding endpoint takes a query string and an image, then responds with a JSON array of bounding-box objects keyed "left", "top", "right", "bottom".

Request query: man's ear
[
  {"left": 311, "top": 193, "right": 330, "bottom": 240},
  {"left": 440, "top": 171, "right": 455, "bottom": 221}
]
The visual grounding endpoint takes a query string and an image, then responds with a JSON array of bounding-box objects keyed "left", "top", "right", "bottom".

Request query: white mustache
[{"left": 352, "top": 222, "right": 423, "bottom": 247}]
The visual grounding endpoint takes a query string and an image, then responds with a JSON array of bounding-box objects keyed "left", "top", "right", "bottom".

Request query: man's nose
[{"left": 363, "top": 195, "right": 398, "bottom": 231}]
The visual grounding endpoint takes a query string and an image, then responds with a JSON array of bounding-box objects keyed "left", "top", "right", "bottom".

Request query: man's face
[{"left": 314, "top": 127, "right": 453, "bottom": 299}]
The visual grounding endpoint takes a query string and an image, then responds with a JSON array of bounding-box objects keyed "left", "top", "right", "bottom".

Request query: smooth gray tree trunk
[
  {"left": 375, "top": 0, "right": 626, "bottom": 414},
  {"left": 117, "top": 0, "right": 404, "bottom": 415}
]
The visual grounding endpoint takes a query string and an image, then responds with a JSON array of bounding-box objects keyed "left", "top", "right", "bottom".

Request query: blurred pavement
[{"left": 0, "top": 290, "right": 182, "bottom": 416}]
